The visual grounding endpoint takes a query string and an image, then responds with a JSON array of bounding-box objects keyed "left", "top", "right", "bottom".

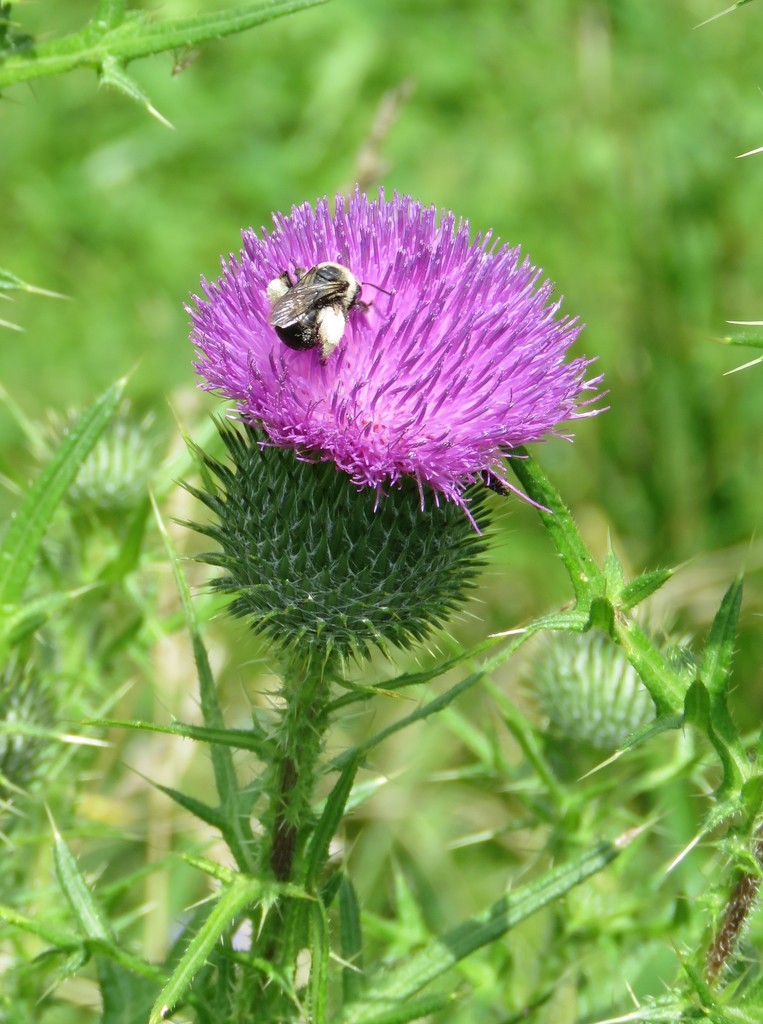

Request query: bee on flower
[{"left": 190, "top": 189, "right": 601, "bottom": 519}]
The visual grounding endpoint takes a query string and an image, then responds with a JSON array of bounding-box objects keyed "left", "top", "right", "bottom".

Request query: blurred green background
[
  {"left": 3, "top": 3, "right": 763, "bottom": 1019},
  {"left": 4, "top": 0, "right": 763, "bottom": 684}
]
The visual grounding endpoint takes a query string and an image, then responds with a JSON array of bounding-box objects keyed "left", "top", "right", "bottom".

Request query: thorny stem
[
  {"left": 705, "top": 823, "right": 763, "bottom": 983},
  {"left": 509, "top": 446, "right": 605, "bottom": 607},
  {"left": 270, "top": 757, "right": 299, "bottom": 882},
  {"left": 264, "top": 655, "right": 333, "bottom": 885},
  {"left": 0, "top": 2, "right": 330, "bottom": 91},
  {"left": 250, "top": 655, "right": 334, "bottom": 1019}
]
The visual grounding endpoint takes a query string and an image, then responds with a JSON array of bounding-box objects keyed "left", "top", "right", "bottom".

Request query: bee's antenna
[{"left": 361, "top": 280, "right": 393, "bottom": 297}]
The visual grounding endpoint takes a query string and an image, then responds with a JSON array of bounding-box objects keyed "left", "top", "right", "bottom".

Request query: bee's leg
[
  {"left": 266, "top": 271, "right": 293, "bottom": 305},
  {"left": 316, "top": 306, "right": 347, "bottom": 362},
  {"left": 293, "top": 266, "right": 308, "bottom": 281}
]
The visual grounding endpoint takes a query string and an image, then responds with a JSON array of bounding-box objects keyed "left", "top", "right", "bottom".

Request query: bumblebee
[{"left": 266, "top": 262, "right": 367, "bottom": 362}]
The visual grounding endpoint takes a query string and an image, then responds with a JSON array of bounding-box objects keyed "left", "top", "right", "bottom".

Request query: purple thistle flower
[{"left": 190, "top": 189, "right": 602, "bottom": 516}]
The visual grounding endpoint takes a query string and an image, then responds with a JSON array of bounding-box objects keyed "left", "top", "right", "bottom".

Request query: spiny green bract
[{"left": 187, "top": 425, "right": 491, "bottom": 661}]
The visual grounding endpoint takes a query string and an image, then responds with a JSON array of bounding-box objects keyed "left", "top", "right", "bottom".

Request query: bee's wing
[{"left": 268, "top": 277, "right": 349, "bottom": 328}]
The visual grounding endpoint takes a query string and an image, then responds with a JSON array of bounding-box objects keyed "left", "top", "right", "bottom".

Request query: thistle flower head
[{"left": 190, "top": 190, "right": 601, "bottom": 515}]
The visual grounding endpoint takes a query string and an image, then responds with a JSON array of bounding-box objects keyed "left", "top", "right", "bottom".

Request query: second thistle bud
[{"left": 531, "top": 631, "right": 658, "bottom": 752}]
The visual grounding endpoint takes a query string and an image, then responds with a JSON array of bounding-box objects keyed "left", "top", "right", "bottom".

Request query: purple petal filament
[{"left": 190, "top": 190, "right": 602, "bottom": 513}]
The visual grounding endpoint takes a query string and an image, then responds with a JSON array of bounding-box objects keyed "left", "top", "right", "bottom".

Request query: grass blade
[
  {"left": 338, "top": 875, "right": 364, "bottom": 1005},
  {"left": 0, "top": 904, "right": 79, "bottom": 949},
  {"left": 52, "top": 815, "right": 111, "bottom": 941},
  {"left": 310, "top": 900, "right": 330, "bottom": 1024},
  {"left": 303, "top": 754, "right": 361, "bottom": 889},
  {"left": 151, "top": 494, "right": 256, "bottom": 872},
  {"left": 148, "top": 874, "right": 264, "bottom": 1024},
  {"left": 701, "top": 576, "right": 743, "bottom": 701},
  {"left": 338, "top": 834, "right": 631, "bottom": 1023},
  {"left": 87, "top": 717, "right": 272, "bottom": 758},
  {"left": 0, "top": 377, "right": 126, "bottom": 606},
  {"left": 0, "top": 1, "right": 331, "bottom": 89}
]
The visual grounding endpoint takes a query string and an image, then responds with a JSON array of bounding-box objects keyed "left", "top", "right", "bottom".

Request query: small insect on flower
[
  {"left": 266, "top": 261, "right": 368, "bottom": 362},
  {"left": 479, "top": 470, "right": 512, "bottom": 496}
]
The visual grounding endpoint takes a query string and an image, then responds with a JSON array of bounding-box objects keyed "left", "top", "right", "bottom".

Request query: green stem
[
  {"left": 511, "top": 449, "right": 691, "bottom": 716},
  {"left": 263, "top": 654, "right": 334, "bottom": 883},
  {"left": 0, "top": 2, "right": 329, "bottom": 91},
  {"left": 270, "top": 757, "right": 300, "bottom": 882},
  {"left": 612, "top": 616, "right": 686, "bottom": 715},
  {"left": 705, "top": 823, "right": 763, "bottom": 983},
  {"left": 509, "top": 447, "right": 605, "bottom": 606},
  {"left": 245, "top": 653, "right": 335, "bottom": 1018},
  {"left": 93, "top": 0, "right": 127, "bottom": 29}
]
